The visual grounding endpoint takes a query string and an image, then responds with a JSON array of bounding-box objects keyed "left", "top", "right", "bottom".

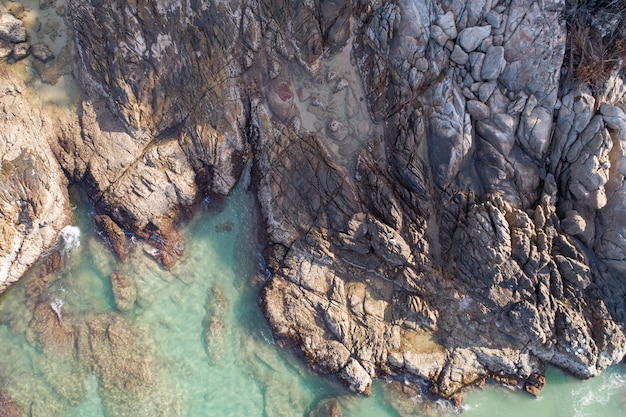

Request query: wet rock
[
  {"left": 340, "top": 358, "right": 372, "bottom": 395},
  {"left": 110, "top": 271, "right": 137, "bottom": 311},
  {"left": 30, "top": 42, "right": 54, "bottom": 62},
  {"left": 458, "top": 25, "right": 491, "bottom": 52},
  {"left": 203, "top": 284, "right": 228, "bottom": 364},
  {"left": 0, "top": 13, "right": 26, "bottom": 43},
  {"left": 523, "top": 373, "right": 545, "bottom": 397},
  {"left": 95, "top": 215, "right": 128, "bottom": 261},
  {"left": 11, "top": 41, "right": 28, "bottom": 60},
  {"left": 308, "top": 398, "right": 342, "bottom": 417}
]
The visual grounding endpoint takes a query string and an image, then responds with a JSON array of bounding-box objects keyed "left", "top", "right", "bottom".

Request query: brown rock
[
  {"left": 524, "top": 373, "right": 546, "bottom": 397},
  {"left": 95, "top": 215, "right": 128, "bottom": 261}
]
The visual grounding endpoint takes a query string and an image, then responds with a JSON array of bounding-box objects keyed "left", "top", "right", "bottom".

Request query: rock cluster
[
  {"left": 1, "top": 0, "right": 626, "bottom": 406},
  {"left": 0, "top": 10, "right": 28, "bottom": 60}
]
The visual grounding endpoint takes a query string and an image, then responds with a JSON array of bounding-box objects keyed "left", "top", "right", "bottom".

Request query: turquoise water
[{"left": 0, "top": 182, "right": 625, "bottom": 417}]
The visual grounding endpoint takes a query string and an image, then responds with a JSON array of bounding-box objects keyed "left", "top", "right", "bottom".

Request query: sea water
[{"left": 0, "top": 182, "right": 624, "bottom": 417}]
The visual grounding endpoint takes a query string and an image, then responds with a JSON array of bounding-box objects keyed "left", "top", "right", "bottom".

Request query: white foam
[
  {"left": 50, "top": 298, "right": 64, "bottom": 322},
  {"left": 59, "top": 225, "right": 81, "bottom": 255}
]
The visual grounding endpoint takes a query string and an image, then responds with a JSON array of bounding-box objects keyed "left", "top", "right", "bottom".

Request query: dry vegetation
[{"left": 564, "top": 0, "right": 626, "bottom": 97}]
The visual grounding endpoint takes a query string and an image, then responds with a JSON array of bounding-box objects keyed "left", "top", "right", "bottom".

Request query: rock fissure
[{"left": 1, "top": 0, "right": 626, "bottom": 409}]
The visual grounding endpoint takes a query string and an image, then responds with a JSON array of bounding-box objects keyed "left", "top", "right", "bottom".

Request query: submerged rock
[
  {"left": 203, "top": 284, "right": 229, "bottom": 364},
  {"left": 0, "top": 389, "right": 22, "bottom": 417},
  {"left": 110, "top": 271, "right": 137, "bottom": 312}
]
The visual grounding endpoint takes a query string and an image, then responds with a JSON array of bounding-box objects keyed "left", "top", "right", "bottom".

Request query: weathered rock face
[
  {"left": 31, "top": 0, "right": 626, "bottom": 405},
  {"left": 0, "top": 71, "right": 71, "bottom": 291}
]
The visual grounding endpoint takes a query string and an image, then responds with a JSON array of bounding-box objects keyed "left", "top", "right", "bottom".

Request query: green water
[{"left": 0, "top": 181, "right": 624, "bottom": 417}]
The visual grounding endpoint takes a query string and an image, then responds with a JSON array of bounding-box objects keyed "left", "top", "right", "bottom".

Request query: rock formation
[
  {"left": 0, "top": 69, "right": 71, "bottom": 291},
  {"left": 1, "top": 0, "right": 626, "bottom": 405}
]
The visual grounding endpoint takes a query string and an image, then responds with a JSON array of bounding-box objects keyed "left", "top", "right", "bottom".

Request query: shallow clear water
[{"left": 0, "top": 181, "right": 624, "bottom": 417}]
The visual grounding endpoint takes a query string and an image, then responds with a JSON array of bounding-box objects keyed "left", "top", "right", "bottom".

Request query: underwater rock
[
  {"left": 0, "top": 389, "right": 22, "bottom": 417},
  {"left": 110, "top": 271, "right": 137, "bottom": 312},
  {"left": 203, "top": 284, "right": 228, "bottom": 364},
  {"left": 307, "top": 397, "right": 342, "bottom": 417}
]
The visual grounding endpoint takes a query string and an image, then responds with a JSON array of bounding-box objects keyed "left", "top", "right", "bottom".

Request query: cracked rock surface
[
  {"left": 0, "top": 70, "right": 72, "bottom": 291},
  {"left": 2, "top": 0, "right": 626, "bottom": 405}
]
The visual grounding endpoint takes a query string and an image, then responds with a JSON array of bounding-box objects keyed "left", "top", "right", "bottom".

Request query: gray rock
[
  {"left": 31, "top": 43, "right": 54, "bottom": 62},
  {"left": 458, "top": 25, "right": 491, "bottom": 52},
  {"left": 478, "top": 81, "right": 497, "bottom": 102},
  {"left": 485, "top": 10, "right": 502, "bottom": 29},
  {"left": 481, "top": 46, "right": 505, "bottom": 80},
  {"left": 0, "top": 13, "right": 26, "bottom": 43},
  {"left": 437, "top": 11, "right": 457, "bottom": 39},
  {"left": 469, "top": 51, "right": 485, "bottom": 81},
  {"left": 450, "top": 44, "right": 469, "bottom": 65},
  {"left": 562, "top": 211, "right": 586, "bottom": 235},
  {"left": 466, "top": 100, "right": 490, "bottom": 120},
  {"left": 430, "top": 24, "right": 448, "bottom": 46}
]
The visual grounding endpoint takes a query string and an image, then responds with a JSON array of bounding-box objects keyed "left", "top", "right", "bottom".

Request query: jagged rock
[
  {"left": 0, "top": 13, "right": 26, "bottom": 43},
  {"left": 430, "top": 24, "right": 448, "bottom": 46},
  {"left": 458, "top": 25, "right": 491, "bottom": 52},
  {"left": 340, "top": 358, "right": 372, "bottom": 395},
  {"left": 524, "top": 373, "right": 546, "bottom": 397},
  {"left": 95, "top": 215, "right": 128, "bottom": 261}
]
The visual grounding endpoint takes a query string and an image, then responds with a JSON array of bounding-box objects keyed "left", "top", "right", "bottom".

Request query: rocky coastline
[{"left": 2, "top": 0, "right": 626, "bottom": 407}]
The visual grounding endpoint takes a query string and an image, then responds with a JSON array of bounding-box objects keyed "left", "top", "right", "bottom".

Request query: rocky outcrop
[
  {"left": 1, "top": 0, "right": 621, "bottom": 406},
  {"left": 0, "top": 70, "right": 71, "bottom": 291}
]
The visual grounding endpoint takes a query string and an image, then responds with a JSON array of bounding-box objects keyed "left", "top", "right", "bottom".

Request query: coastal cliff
[{"left": 2, "top": 0, "right": 626, "bottom": 405}]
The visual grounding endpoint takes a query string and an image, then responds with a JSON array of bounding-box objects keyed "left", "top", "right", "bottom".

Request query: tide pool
[{"left": 0, "top": 182, "right": 624, "bottom": 417}]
